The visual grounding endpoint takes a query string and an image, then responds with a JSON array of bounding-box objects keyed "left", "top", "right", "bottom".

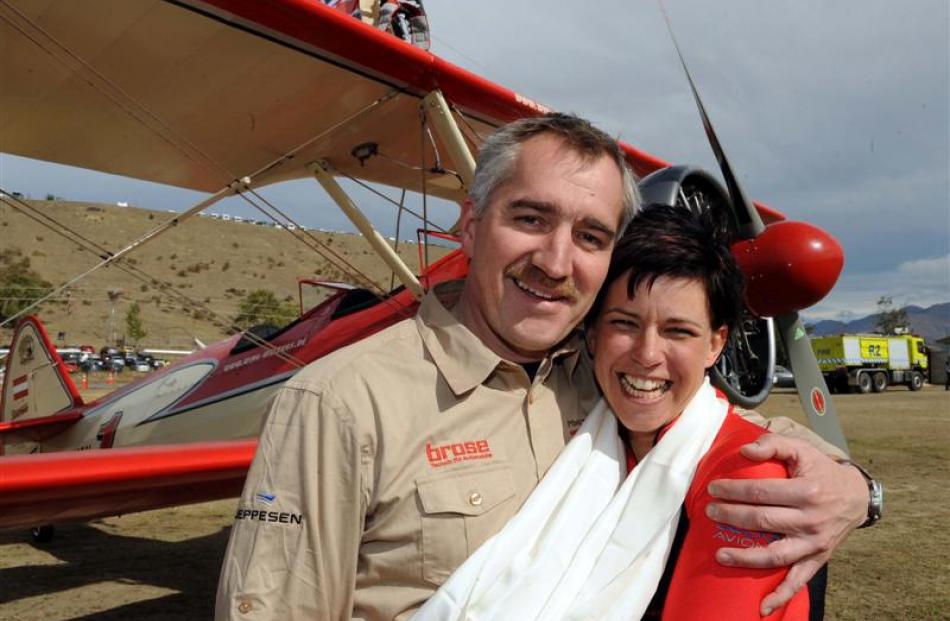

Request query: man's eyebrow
[
  {"left": 581, "top": 217, "right": 616, "bottom": 239},
  {"left": 507, "top": 199, "right": 556, "bottom": 213},
  {"left": 508, "top": 200, "right": 617, "bottom": 238}
]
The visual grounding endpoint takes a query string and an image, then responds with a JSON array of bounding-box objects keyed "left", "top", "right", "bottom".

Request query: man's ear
[
  {"left": 460, "top": 198, "right": 479, "bottom": 259},
  {"left": 706, "top": 325, "right": 729, "bottom": 368},
  {"left": 585, "top": 322, "right": 597, "bottom": 357}
]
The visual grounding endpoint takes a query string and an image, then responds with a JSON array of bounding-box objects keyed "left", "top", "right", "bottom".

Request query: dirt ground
[{"left": 1, "top": 386, "right": 947, "bottom": 620}]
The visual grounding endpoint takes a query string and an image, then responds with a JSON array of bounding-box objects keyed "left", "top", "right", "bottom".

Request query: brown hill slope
[{"left": 0, "top": 200, "right": 452, "bottom": 349}]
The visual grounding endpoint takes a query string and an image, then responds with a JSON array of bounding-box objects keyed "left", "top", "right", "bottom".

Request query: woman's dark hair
[{"left": 588, "top": 204, "right": 746, "bottom": 333}]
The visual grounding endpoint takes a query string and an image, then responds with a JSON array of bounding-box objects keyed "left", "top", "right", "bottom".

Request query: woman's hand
[{"left": 705, "top": 434, "right": 869, "bottom": 616}]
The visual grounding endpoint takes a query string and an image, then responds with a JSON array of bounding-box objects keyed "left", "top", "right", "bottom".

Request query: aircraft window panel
[{"left": 87, "top": 362, "right": 216, "bottom": 422}]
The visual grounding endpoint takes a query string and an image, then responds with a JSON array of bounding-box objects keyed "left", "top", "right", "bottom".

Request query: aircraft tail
[{"left": 1, "top": 316, "right": 83, "bottom": 453}]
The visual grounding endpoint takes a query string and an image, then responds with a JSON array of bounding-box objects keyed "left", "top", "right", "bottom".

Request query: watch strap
[{"left": 839, "top": 459, "right": 883, "bottom": 528}]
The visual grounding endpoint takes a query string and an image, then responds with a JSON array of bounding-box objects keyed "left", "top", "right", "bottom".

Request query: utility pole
[{"left": 107, "top": 289, "right": 123, "bottom": 347}]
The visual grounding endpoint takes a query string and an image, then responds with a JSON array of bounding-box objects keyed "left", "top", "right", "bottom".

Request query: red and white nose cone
[{"left": 731, "top": 221, "right": 844, "bottom": 317}]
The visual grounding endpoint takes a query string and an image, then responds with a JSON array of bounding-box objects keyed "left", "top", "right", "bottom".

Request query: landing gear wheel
[
  {"left": 872, "top": 372, "right": 888, "bottom": 393},
  {"left": 711, "top": 315, "right": 776, "bottom": 409},
  {"left": 910, "top": 371, "right": 924, "bottom": 391},
  {"left": 856, "top": 372, "right": 872, "bottom": 394},
  {"left": 31, "top": 524, "right": 55, "bottom": 543}
]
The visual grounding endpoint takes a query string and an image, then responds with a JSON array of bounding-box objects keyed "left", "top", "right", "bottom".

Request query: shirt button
[
  {"left": 468, "top": 492, "right": 483, "bottom": 507},
  {"left": 238, "top": 600, "right": 252, "bottom": 614},
  {"left": 528, "top": 393, "right": 536, "bottom": 405}
]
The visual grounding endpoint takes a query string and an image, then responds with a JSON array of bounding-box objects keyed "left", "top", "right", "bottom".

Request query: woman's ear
[{"left": 706, "top": 325, "right": 729, "bottom": 368}]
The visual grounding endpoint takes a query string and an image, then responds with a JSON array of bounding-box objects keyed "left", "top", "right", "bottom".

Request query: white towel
[{"left": 411, "top": 378, "right": 729, "bottom": 621}]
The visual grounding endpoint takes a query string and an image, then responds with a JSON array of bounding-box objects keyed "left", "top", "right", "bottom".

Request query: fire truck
[{"left": 811, "top": 334, "right": 929, "bottom": 393}]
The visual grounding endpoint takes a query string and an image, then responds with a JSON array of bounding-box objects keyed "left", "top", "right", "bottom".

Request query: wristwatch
[{"left": 840, "top": 460, "right": 883, "bottom": 528}]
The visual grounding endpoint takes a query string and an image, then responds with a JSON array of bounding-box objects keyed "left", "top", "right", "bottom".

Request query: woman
[
  {"left": 414, "top": 205, "right": 808, "bottom": 620},
  {"left": 585, "top": 204, "right": 809, "bottom": 619}
]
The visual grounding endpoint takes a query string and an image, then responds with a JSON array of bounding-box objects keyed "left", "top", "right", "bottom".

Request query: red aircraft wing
[
  {"left": 0, "top": 440, "right": 255, "bottom": 530},
  {"left": 1, "top": 0, "right": 786, "bottom": 220},
  {"left": 0, "top": 0, "right": 788, "bottom": 531}
]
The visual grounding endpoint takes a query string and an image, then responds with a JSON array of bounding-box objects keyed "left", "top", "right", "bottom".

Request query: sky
[{"left": 1, "top": 0, "right": 947, "bottom": 322}]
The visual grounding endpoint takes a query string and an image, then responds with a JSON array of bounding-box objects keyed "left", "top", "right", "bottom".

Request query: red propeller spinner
[{"left": 731, "top": 220, "right": 844, "bottom": 318}]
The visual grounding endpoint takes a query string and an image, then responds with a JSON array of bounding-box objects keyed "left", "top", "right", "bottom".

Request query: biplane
[{"left": 0, "top": 0, "right": 845, "bottom": 540}]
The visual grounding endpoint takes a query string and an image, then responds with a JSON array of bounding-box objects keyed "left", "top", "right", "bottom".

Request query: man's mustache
[{"left": 505, "top": 262, "right": 578, "bottom": 302}]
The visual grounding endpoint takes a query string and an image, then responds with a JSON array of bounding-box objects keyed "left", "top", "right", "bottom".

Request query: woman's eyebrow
[
  {"left": 604, "top": 307, "right": 639, "bottom": 318},
  {"left": 665, "top": 316, "right": 705, "bottom": 328},
  {"left": 604, "top": 309, "right": 704, "bottom": 328}
]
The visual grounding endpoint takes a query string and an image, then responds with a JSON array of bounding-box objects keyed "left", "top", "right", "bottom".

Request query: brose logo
[{"left": 426, "top": 438, "right": 492, "bottom": 467}]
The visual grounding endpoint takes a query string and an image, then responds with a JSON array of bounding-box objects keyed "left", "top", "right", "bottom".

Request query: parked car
[
  {"left": 57, "top": 351, "right": 81, "bottom": 373},
  {"left": 138, "top": 354, "right": 165, "bottom": 370},
  {"left": 106, "top": 355, "right": 126, "bottom": 372},
  {"left": 773, "top": 365, "right": 796, "bottom": 388},
  {"left": 80, "top": 356, "right": 106, "bottom": 373},
  {"left": 125, "top": 356, "right": 153, "bottom": 373}
]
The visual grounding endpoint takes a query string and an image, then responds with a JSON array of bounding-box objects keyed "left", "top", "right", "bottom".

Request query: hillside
[
  {"left": 0, "top": 200, "right": 453, "bottom": 349},
  {"left": 808, "top": 302, "right": 950, "bottom": 344}
]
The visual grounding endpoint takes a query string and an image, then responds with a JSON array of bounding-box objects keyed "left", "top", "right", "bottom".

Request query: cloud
[
  {"left": 426, "top": 0, "right": 949, "bottom": 324},
  {"left": 806, "top": 254, "right": 950, "bottom": 320}
]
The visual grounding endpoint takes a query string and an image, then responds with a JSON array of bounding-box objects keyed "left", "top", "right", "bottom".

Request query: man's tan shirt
[
  {"left": 216, "top": 282, "right": 599, "bottom": 620},
  {"left": 216, "top": 281, "right": 844, "bottom": 621}
]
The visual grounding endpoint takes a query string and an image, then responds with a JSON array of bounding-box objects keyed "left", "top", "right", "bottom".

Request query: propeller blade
[
  {"left": 657, "top": 1, "right": 764, "bottom": 239},
  {"left": 658, "top": 0, "right": 848, "bottom": 452},
  {"left": 776, "top": 312, "right": 849, "bottom": 454}
]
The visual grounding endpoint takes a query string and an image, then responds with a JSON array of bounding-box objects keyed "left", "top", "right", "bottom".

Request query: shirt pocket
[{"left": 415, "top": 463, "right": 517, "bottom": 586}]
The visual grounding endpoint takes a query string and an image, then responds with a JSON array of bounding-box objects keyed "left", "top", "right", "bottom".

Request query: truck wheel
[
  {"left": 31, "top": 524, "right": 55, "bottom": 543},
  {"left": 910, "top": 371, "right": 924, "bottom": 391},
  {"left": 872, "top": 372, "right": 888, "bottom": 393},
  {"left": 856, "top": 372, "right": 872, "bottom": 394}
]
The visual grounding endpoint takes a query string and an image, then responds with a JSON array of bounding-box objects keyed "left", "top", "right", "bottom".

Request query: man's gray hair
[{"left": 469, "top": 113, "right": 640, "bottom": 232}]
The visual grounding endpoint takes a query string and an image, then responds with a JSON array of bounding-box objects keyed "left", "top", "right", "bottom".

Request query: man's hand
[{"left": 705, "top": 434, "right": 869, "bottom": 616}]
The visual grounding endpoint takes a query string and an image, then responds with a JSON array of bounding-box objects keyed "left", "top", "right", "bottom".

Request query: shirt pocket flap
[{"left": 416, "top": 465, "right": 516, "bottom": 517}]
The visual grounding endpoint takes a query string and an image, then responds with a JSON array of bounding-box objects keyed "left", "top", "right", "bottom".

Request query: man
[{"left": 217, "top": 114, "right": 872, "bottom": 620}]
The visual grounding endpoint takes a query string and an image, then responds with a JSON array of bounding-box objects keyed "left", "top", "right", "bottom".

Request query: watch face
[{"left": 872, "top": 480, "right": 883, "bottom": 506}]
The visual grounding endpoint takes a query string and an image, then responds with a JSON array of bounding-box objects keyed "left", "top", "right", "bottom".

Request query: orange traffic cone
[
  {"left": 106, "top": 370, "right": 115, "bottom": 385},
  {"left": 81, "top": 373, "right": 89, "bottom": 390}
]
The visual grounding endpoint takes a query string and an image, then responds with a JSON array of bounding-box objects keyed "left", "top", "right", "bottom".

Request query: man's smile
[{"left": 511, "top": 276, "right": 568, "bottom": 302}]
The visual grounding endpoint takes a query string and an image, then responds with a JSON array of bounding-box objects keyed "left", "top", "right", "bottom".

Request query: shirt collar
[{"left": 415, "top": 280, "right": 584, "bottom": 395}]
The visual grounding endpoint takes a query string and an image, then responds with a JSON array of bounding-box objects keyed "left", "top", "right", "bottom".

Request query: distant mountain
[{"left": 808, "top": 302, "right": 950, "bottom": 345}]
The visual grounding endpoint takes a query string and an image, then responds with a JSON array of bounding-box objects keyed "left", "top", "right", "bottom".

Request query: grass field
[
  {"left": 758, "top": 386, "right": 950, "bottom": 620},
  {"left": 0, "top": 386, "right": 947, "bottom": 619}
]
